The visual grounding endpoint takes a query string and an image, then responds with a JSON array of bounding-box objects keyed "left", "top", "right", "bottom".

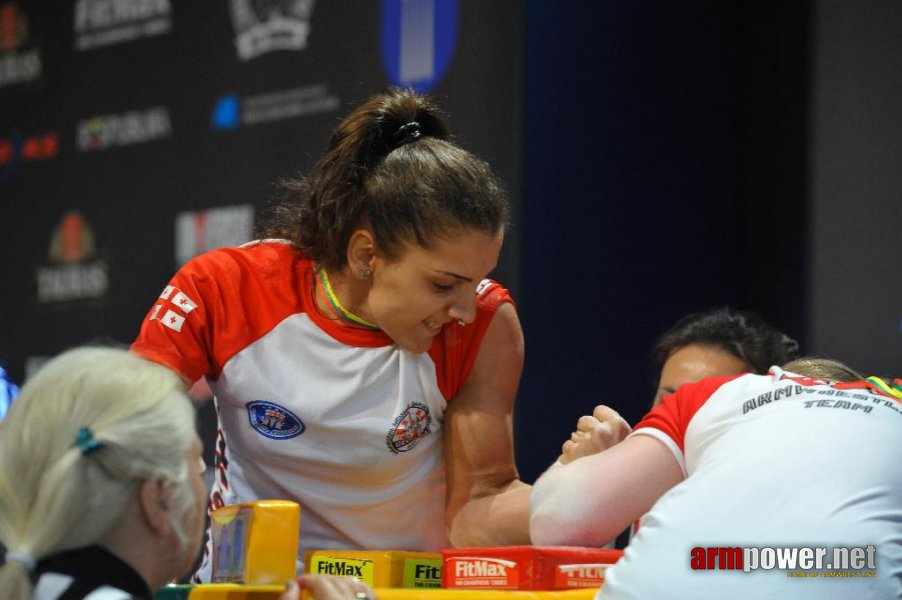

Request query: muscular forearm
[{"left": 447, "top": 479, "right": 532, "bottom": 547}]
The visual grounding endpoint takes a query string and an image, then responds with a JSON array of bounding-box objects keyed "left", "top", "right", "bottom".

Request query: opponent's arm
[
  {"left": 444, "top": 301, "right": 531, "bottom": 547},
  {"left": 530, "top": 433, "right": 683, "bottom": 547}
]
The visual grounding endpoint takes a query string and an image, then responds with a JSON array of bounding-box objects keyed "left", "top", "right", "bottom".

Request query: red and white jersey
[
  {"left": 601, "top": 368, "right": 902, "bottom": 599},
  {"left": 131, "top": 240, "right": 512, "bottom": 579}
]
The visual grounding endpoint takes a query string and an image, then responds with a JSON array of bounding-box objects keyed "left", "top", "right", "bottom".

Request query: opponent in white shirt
[{"left": 530, "top": 358, "right": 902, "bottom": 599}]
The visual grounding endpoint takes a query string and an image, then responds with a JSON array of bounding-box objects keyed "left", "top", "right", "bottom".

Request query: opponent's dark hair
[
  {"left": 262, "top": 87, "right": 509, "bottom": 270},
  {"left": 650, "top": 307, "right": 800, "bottom": 392}
]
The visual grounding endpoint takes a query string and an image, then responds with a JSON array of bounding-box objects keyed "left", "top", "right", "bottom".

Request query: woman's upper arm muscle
[{"left": 443, "top": 301, "right": 530, "bottom": 546}]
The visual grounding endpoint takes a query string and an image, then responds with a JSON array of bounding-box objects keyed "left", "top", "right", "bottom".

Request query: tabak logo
[
  {"left": 0, "top": 1, "right": 44, "bottom": 90},
  {"left": 35, "top": 211, "right": 109, "bottom": 304},
  {"left": 386, "top": 401, "right": 431, "bottom": 454},
  {"left": 230, "top": 0, "right": 316, "bottom": 61}
]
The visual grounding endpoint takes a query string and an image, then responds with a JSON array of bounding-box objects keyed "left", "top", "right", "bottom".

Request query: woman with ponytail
[{"left": 132, "top": 88, "right": 530, "bottom": 581}]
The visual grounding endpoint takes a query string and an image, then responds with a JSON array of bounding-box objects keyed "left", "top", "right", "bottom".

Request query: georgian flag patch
[{"left": 150, "top": 285, "right": 198, "bottom": 333}]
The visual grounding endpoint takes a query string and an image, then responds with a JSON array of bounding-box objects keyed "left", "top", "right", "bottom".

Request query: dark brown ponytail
[{"left": 262, "top": 87, "right": 508, "bottom": 270}]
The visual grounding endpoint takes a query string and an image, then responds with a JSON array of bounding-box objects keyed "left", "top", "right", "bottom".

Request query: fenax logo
[{"left": 73, "top": 0, "right": 172, "bottom": 51}]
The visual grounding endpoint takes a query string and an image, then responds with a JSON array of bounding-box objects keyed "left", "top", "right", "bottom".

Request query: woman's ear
[
  {"left": 138, "top": 479, "right": 173, "bottom": 538},
  {"left": 346, "top": 229, "right": 377, "bottom": 279}
]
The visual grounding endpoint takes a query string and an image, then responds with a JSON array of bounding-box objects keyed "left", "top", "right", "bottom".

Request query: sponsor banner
[
  {"left": 442, "top": 546, "right": 622, "bottom": 590},
  {"left": 76, "top": 105, "right": 172, "bottom": 152},
  {"left": 0, "top": 130, "right": 58, "bottom": 182},
  {"left": 445, "top": 557, "right": 519, "bottom": 589},
  {"left": 380, "top": 0, "right": 457, "bottom": 93},
  {"left": 211, "top": 83, "right": 340, "bottom": 131},
  {"left": 306, "top": 551, "right": 443, "bottom": 589},
  {"left": 174, "top": 204, "right": 254, "bottom": 266},
  {"left": 73, "top": 0, "right": 172, "bottom": 51},
  {"left": 229, "top": 0, "right": 316, "bottom": 61},
  {"left": 0, "top": 1, "right": 44, "bottom": 90},
  {"left": 36, "top": 211, "right": 109, "bottom": 304}
]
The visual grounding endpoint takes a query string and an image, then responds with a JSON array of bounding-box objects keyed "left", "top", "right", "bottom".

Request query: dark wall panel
[
  {"left": 808, "top": 0, "right": 902, "bottom": 377},
  {"left": 517, "top": 1, "right": 810, "bottom": 482},
  {"left": 0, "top": 1, "right": 525, "bottom": 386}
]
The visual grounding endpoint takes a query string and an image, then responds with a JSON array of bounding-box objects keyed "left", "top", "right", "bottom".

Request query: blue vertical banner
[{"left": 381, "top": 0, "right": 457, "bottom": 93}]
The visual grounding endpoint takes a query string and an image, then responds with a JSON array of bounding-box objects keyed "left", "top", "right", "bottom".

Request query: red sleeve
[
  {"left": 428, "top": 279, "right": 514, "bottom": 401},
  {"left": 633, "top": 374, "right": 741, "bottom": 453},
  {"left": 130, "top": 243, "right": 305, "bottom": 383}
]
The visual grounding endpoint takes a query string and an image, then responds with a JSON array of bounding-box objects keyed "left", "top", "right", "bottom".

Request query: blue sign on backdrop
[{"left": 381, "top": 0, "right": 457, "bottom": 93}]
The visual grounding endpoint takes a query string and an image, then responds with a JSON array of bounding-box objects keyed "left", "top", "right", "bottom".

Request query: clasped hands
[{"left": 559, "top": 404, "right": 631, "bottom": 464}]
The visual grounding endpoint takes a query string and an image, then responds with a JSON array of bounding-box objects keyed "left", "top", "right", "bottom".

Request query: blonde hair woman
[
  {"left": 0, "top": 347, "right": 207, "bottom": 599},
  {"left": 0, "top": 347, "right": 374, "bottom": 600}
]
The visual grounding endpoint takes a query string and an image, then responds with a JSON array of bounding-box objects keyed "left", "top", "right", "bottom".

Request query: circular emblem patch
[
  {"left": 386, "top": 402, "right": 432, "bottom": 454},
  {"left": 246, "top": 400, "right": 305, "bottom": 440}
]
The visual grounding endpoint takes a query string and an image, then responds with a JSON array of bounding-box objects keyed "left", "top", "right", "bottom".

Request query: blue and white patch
[
  {"left": 386, "top": 402, "right": 432, "bottom": 454},
  {"left": 380, "top": 0, "right": 457, "bottom": 93},
  {"left": 246, "top": 400, "right": 305, "bottom": 439}
]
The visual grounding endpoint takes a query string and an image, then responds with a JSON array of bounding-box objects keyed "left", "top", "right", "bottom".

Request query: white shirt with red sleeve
[
  {"left": 599, "top": 369, "right": 902, "bottom": 600},
  {"left": 131, "top": 239, "right": 513, "bottom": 580}
]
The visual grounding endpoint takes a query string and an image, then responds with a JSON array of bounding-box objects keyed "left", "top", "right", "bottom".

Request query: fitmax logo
[{"left": 316, "top": 561, "right": 364, "bottom": 577}]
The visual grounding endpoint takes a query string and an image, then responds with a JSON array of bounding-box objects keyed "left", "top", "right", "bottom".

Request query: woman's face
[
  {"left": 653, "top": 344, "right": 749, "bottom": 406},
  {"left": 366, "top": 229, "right": 503, "bottom": 354}
]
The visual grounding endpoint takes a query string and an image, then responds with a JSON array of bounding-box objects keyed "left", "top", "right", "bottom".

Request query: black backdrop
[
  {"left": 0, "top": 0, "right": 524, "bottom": 379},
  {"left": 3, "top": 1, "right": 899, "bottom": 486}
]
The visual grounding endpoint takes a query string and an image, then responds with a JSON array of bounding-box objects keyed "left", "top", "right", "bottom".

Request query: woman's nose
[{"left": 448, "top": 292, "right": 477, "bottom": 324}]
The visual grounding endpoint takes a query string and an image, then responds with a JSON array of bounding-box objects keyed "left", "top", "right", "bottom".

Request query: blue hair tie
[{"left": 74, "top": 427, "right": 103, "bottom": 456}]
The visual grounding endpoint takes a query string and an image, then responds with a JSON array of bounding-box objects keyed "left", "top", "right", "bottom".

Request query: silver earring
[{"left": 360, "top": 269, "right": 372, "bottom": 279}]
